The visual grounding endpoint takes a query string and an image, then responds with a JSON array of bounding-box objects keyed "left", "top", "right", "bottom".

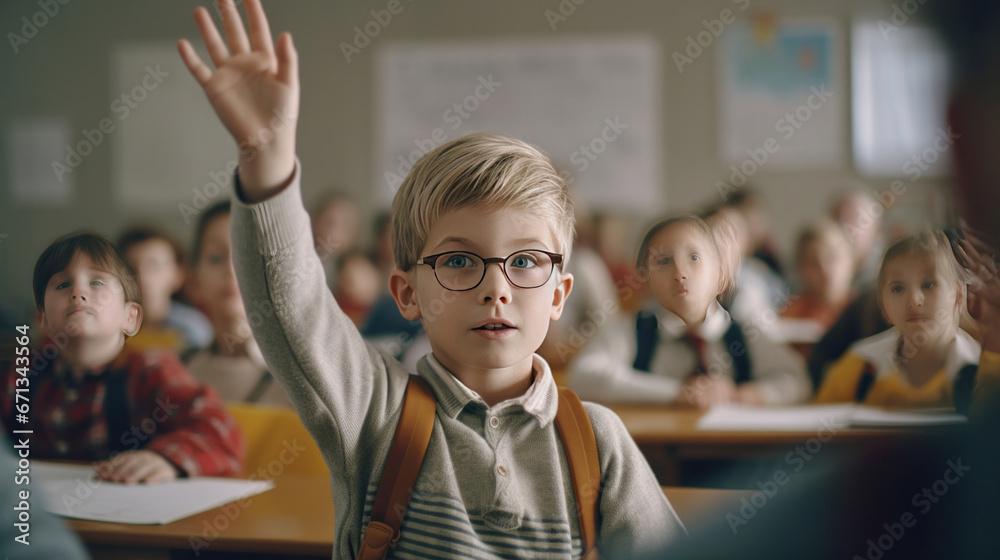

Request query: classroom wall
[{"left": 0, "top": 0, "right": 948, "bottom": 323}]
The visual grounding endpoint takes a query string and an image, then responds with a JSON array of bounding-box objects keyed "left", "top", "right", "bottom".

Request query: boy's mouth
[{"left": 472, "top": 320, "right": 516, "bottom": 333}]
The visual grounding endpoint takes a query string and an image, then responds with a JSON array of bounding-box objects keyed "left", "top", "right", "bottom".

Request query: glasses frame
[{"left": 417, "top": 249, "right": 564, "bottom": 292}]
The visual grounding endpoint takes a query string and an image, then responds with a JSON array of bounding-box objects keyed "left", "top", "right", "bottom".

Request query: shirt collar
[
  {"left": 655, "top": 299, "right": 732, "bottom": 340},
  {"left": 417, "top": 353, "right": 559, "bottom": 427}
]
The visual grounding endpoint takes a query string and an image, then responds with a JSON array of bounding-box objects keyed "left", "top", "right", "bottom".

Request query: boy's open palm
[{"left": 177, "top": 0, "right": 299, "bottom": 196}]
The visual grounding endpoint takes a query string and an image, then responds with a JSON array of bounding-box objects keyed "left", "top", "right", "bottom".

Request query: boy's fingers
[
  {"left": 276, "top": 32, "right": 298, "bottom": 87},
  {"left": 177, "top": 39, "right": 213, "bottom": 87},
  {"left": 217, "top": 0, "right": 252, "bottom": 56},
  {"left": 194, "top": 6, "right": 230, "bottom": 68},
  {"left": 245, "top": 0, "right": 275, "bottom": 60}
]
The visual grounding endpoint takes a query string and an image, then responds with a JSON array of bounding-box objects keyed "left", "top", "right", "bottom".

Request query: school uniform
[
  {"left": 815, "top": 327, "right": 981, "bottom": 410},
  {"left": 229, "top": 163, "right": 686, "bottom": 559},
  {"left": 1, "top": 348, "right": 243, "bottom": 476},
  {"left": 570, "top": 300, "right": 811, "bottom": 405}
]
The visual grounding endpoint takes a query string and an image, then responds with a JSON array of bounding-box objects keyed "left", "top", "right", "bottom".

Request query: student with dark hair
[{"left": 1, "top": 233, "right": 243, "bottom": 483}]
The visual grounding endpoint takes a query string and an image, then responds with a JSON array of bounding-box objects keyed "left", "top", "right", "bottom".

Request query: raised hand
[
  {"left": 959, "top": 230, "right": 1000, "bottom": 354},
  {"left": 177, "top": 0, "right": 299, "bottom": 200}
]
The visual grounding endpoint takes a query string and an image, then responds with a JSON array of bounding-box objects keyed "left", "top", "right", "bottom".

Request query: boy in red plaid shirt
[{"left": 1, "top": 233, "right": 244, "bottom": 483}]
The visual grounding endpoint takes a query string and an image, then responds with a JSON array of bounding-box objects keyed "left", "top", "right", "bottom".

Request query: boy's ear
[
  {"left": 35, "top": 308, "right": 49, "bottom": 335},
  {"left": 389, "top": 269, "right": 422, "bottom": 321},
  {"left": 549, "top": 272, "right": 574, "bottom": 321},
  {"left": 123, "top": 302, "right": 143, "bottom": 337}
]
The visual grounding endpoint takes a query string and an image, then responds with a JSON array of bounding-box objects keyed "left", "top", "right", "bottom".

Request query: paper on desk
[
  {"left": 697, "top": 404, "right": 967, "bottom": 431},
  {"left": 32, "top": 462, "right": 274, "bottom": 525}
]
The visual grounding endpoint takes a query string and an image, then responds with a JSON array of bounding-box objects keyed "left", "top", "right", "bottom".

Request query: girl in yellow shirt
[{"left": 816, "top": 230, "right": 981, "bottom": 410}]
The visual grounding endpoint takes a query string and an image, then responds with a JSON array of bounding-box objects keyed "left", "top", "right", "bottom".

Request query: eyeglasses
[{"left": 417, "top": 250, "right": 563, "bottom": 292}]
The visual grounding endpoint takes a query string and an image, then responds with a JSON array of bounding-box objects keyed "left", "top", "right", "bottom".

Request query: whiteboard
[{"left": 374, "top": 37, "right": 664, "bottom": 214}]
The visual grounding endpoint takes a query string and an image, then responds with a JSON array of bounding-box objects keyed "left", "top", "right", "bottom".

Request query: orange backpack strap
[
  {"left": 555, "top": 387, "right": 602, "bottom": 560},
  {"left": 356, "top": 376, "right": 436, "bottom": 560}
]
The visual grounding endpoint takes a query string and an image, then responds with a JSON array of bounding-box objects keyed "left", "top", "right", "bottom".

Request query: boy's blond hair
[{"left": 391, "top": 133, "right": 575, "bottom": 271}]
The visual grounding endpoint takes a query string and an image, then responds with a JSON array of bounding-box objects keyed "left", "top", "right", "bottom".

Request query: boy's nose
[
  {"left": 907, "top": 292, "right": 923, "bottom": 307},
  {"left": 673, "top": 264, "right": 688, "bottom": 282},
  {"left": 478, "top": 262, "right": 511, "bottom": 304}
]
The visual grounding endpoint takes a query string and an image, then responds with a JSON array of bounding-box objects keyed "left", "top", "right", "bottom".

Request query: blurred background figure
[
  {"left": 594, "top": 212, "right": 645, "bottom": 312},
  {"left": 725, "top": 189, "right": 787, "bottom": 284},
  {"left": 311, "top": 191, "right": 361, "bottom": 287},
  {"left": 706, "top": 205, "right": 788, "bottom": 332},
  {"left": 830, "top": 190, "right": 886, "bottom": 290},
  {"left": 118, "top": 225, "right": 212, "bottom": 353},
  {"left": 538, "top": 203, "right": 619, "bottom": 372},
  {"left": 780, "top": 220, "right": 856, "bottom": 357},
  {"left": 185, "top": 202, "right": 290, "bottom": 406},
  {"left": 332, "top": 250, "right": 382, "bottom": 327}
]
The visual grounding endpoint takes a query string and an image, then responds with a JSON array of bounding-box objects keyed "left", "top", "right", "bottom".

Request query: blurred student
[
  {"left": 118, "top": 226, "right": 213, "bottom": 352},
  {"left": 538, "top": 205, "right": 619, "bottom": 370},
  {"left": 1, "top": 233, "right": 242, "bottom": 483},
  {"left": 311, "top": 192, "right": 360, "bottom": 286},
  {"left": 571, "top": 215, "right": 810, "bottom": 407},
  {"left": 782, "top": 220, "right": 855, "bottom": 331},
  {"left": 371, "top": 211, "right": 396, "bottom": 289},
  {"left": 830, "top": 190, "right": 886, "bottom": 289},
  {"left": 816, "top": 230, "right": 980, "bottom": 409},
  {"left": 332, "top": 250, "right": 381, "bottom": 328},
  {"left": 725, "top": 188, "right": 787, "bottom": 282},
  {"left": 184, "top": 202, "right": 290, "bottom": 406},
  {"left": 706, "top": 206, "right": 789, "bottom": 332}
]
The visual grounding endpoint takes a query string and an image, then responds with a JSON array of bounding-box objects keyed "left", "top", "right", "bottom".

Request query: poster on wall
[
  {"left": 716, "top": 16, "right": 843, "bottom": 171},
  {"left": 375, "top": 37, "right": 663, "bottom": 214}
]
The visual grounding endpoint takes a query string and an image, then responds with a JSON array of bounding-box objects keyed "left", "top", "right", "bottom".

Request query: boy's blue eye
[
  {"left": 509, "top": 253, "right": 538, "bottom": 269},
  {"left": 657, "top": 257, "right": 672, "bottom": 266},
  {"left": 691, "top": 254, "right": 700, "bottom": 261},
  {"left": 56, "top": 281, "right": 70, "bottom": 290},
  {"left": 442, "top": 254, "right": 476, "bottom": 269},
  {"left": 890, "top": 285, "right": 904, "bottom": 294},
  {"left": 922, "top": 282, "right": 935, "bottom": 290},
  {"left": 91, "top": 280, "right": 105, "bottom": 287}
]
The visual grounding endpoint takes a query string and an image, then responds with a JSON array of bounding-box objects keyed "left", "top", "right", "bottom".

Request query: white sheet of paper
[
  {"left": 848, "top": 407, "right": 968, "bottom": 428},
  {"left": 697, "top": 404, "right": 967, "bottom": 431},
  {"left": 33, "top": 462, "right": 273, "bottom": 525},
  {"left": 697, "top": 404, "right": 856, "bottom": 431}
]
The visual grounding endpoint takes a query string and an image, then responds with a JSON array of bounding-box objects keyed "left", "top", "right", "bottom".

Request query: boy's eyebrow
[{"left": 430, "top": 236, "right": 549, "bottom": 252}]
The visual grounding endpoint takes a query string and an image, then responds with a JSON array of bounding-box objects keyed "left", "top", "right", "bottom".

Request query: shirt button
[
  {"left": 497, "top": 465, "right": 508, "bottom": 477},
  {"left": 489, "top": 416, "right": 500, "bottom": 429}
]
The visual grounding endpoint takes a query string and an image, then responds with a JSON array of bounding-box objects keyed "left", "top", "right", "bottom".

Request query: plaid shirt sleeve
[{"left": 126, "top": 350, "right": 245, "bottom": 477}]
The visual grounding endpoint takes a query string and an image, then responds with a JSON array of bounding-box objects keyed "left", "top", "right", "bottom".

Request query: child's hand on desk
[
  {"left": 96, "top": 450, "right": 180, "bottom": 485},
  {"left": 734, "top": 383, "right": 766, "bottom": 406},
  {"left": 960, "top": 233, "right": 1000, "bottom": 354},
  {"left": 675, "top": 375, "right": 736, "bottom": 409},
  {"left": 177, "top": 0, "right": 299, "bottom": 199}
]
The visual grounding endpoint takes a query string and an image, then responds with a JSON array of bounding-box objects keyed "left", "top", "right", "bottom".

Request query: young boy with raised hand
[
  {"left": 1, "top": 233, "right": 243, "bottom": 483},
  {"left": 178, "top": 1, "right": 684, "bottom": 557}
]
